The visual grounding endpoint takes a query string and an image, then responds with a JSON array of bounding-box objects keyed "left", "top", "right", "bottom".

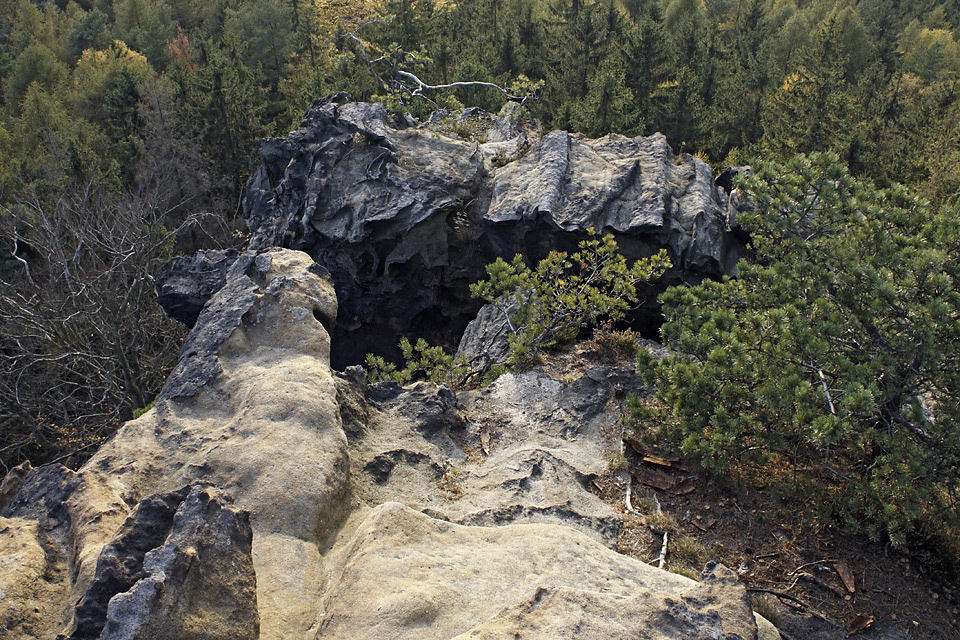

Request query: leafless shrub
[{"left": 0, "top": 173, "right": 202, "bottom": 471}]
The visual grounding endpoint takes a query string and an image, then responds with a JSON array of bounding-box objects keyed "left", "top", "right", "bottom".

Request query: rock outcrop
[
  {"left": 316, "top": 505, "right": 757, "bottom": 640},
  {"left": 1, "top": 245, "right": 777, "bottom": 640},
  {"left": 1, "top": 98, "right": 777, "bottom": 640},
  {"left": 343, "top": 363, "right": 633, "bottom": 544},
  {"left": 160, "top": 99, "right": 748, "bottom": 367},
  {"left": 454, "top": 301, "right": 514, "bottom": 379},
  {"left": 77, "top": 485, "right": 259, "bottom": 640}
]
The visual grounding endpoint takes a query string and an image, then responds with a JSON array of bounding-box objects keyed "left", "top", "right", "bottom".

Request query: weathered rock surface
[
  {"left": 159, "top": 100, "right": 746, "bottom": 365},
  {"left": 1, "top": 480, "right": 258, "bottom": 640},
  {"left": 0, "top": 514, "right": 67, "bottom": 639},
  {"left": 2, "top": 249, "right": 347, "bottom": 639},
  {"left": 315, "top": 503, "right": 758, "bottom": 640},
  {"left": 68, "top": 485, "right": 193, "bottom": 640},
  {"left": 154, "top": 249, "right": 241, "bottom": 327},
  {"left": 343, "top": 363, "right": 633, "bottom": 544},
  {"left": 454, "top": 301, "right": 514, "bottom": 379},
  {"left": 69, "top": 485, "right": 258, "bottom": 640},
  {"left": 2, "top": 247, "right": 776, "bottom": 640},
  {"left": 96, "top": 485, "right": 258, "bottom": 640},
  {"left": 0, "top": 459, "right": 31, "bottom": 511}
]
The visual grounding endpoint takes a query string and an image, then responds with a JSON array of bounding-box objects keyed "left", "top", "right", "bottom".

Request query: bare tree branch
[
  {"left": 340, "top": 24, "right": 538, "bottom": 106},
  {"left": 394, "top": 70, "right": 529, "bottom": 101}
]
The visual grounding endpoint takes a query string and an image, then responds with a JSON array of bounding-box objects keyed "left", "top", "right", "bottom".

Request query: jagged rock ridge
[{"left": 160, "top": 99, "right": 748, "bottom": 367}]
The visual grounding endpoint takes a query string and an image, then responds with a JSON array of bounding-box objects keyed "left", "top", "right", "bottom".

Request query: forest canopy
[{"left": 3, "top": 0, "right": 960, "bottom": 208}]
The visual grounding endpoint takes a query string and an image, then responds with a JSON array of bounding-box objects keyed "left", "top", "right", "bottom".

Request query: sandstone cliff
[{"left": 1, "top": 247, "right": 774, "bottom": 640}]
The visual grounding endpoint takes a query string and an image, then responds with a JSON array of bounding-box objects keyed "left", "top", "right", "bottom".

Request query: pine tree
[
  {"left": 570, "top": 51, "right": 637, "bottom": 136},
  {"left": 649, "top": 152, "right": 960, "bottom": 551}
]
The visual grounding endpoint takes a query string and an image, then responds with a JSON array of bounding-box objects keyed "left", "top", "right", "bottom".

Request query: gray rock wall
[{"left": 220, "top": 99, "right": 747, "bottom": 367}]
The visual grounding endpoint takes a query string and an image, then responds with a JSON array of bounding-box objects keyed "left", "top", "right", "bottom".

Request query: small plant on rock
[
  {"left": 591, "top": 320, "right": 643, "bottom": 358},
  {"left": 365, "top": 337, "right": 467, "bottom": 386},
  {"left": 470, "top": 229, "right": 670, "bottom": 369}
]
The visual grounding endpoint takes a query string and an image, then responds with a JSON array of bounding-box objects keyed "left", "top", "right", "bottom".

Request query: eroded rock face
[
  {"left": 69, "top": 485, "right": 192, "bottom": 640},
  {"left": 73, "top": 485, "right": 258, "bottom": 640},
  {"left": 241, "top": 101, "right": 491, "bottom": 366},
  {"left": 316, "top": 504, "right": 757, "bottom": 640},
  {"left": 1, "top": 249, "right": 347, "bottom": 640},
  {"left": 0, "top": 514, "right": 67, "bottom": 639},
  {"left": 1, "top": 481, "right": 258, "bottom": 640},
  {"left": 343, "top": 364, "right": 633, "bottom": 545},
  {"left": 154, "top": 249, "right": 241, "bottom": 327},
  {"left": 97, "top": 486, "right": 258, "bottom": 640},
  {"left": 158, "top": 100, "right": 747, "bottom": 367}
]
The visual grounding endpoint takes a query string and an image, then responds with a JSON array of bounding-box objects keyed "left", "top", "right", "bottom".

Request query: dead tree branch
[{"left": 341, "top": 25, "right": 538, "bottom": 106}]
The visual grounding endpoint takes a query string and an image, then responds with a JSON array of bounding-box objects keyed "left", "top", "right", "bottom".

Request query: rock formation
[
  {"left": 1, "top": 244, "right": 777, "bottom": 639},
  {"left": 160, "top": 98, "right": 748, "bottom": 367},
  {"left": 2, "top": 250, "right": 345, "bottom": 639},
  {"left": 1, "top": 103, "right": 776, "bottom": 640}
]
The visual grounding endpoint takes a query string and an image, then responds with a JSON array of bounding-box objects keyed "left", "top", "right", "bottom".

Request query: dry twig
[
  {"left": 657, "top": 531, "right": 668, "bottom": 569},
  {"left": 746, "top": 588, "right": 837, "bottom": 627}
]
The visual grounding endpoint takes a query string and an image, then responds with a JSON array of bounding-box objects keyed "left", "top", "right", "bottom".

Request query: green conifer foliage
[
  {"left": 472, "top": 230, "right": 669, "bottom": 368},
  {"left": 2, "top": 42, "right": 68, "bottom": 112},
  {"left": 648, "top": 152, "right": 960, "bottom": 549},
  {"left": 365, "top": 337, "right": 467, "bottom": 386},
  {"left": 365, "top": 231, "right": 669, "bottom": 387}
]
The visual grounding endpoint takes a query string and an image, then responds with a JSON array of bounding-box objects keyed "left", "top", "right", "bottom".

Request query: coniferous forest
[
  {"left": 4, "top": 0, "right": 960, "bottom": 218},
  {"left": 2, "top": 0, "right": 960, "bottom": 576}
]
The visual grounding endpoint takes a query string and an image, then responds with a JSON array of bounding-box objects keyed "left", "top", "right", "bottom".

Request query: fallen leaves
[
  {"left": 846, "top": 613, "right": 874, "bottom": 637},
  {"left": 631, "top": 464, "right": 677, "bottom": 491},
  {"left": 623, "top": 438, "right": 696, "bottom": 494},
  {"left": 835, "top": 560, "right": 856, "bottom": 594},
  {"left": 479, "top": 426, "right": 491, "bottom": 455},
  {"left": 623, "top": 437, "right": 645, "bottom": 455},
  {"left": 692, "top": 514, "right": 717, "bottom": 531},
  {"left": 641, "top": 453, "right": 688, "bottom": 472},
  {"left": 670, "top": 477, "right": 696, "bottom": 495}
]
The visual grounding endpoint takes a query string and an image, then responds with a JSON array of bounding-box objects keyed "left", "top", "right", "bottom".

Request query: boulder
[
  {"left": 96, "top": 486, "right": 258, "bottom": 640},
  {"left": 454, "top": 301, "right": 514, "bottom": 380}
]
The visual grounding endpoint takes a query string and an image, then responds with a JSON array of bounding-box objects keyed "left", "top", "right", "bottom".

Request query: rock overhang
[{"left": 159, "top": 100, "right": 749, "bottom": 369}]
